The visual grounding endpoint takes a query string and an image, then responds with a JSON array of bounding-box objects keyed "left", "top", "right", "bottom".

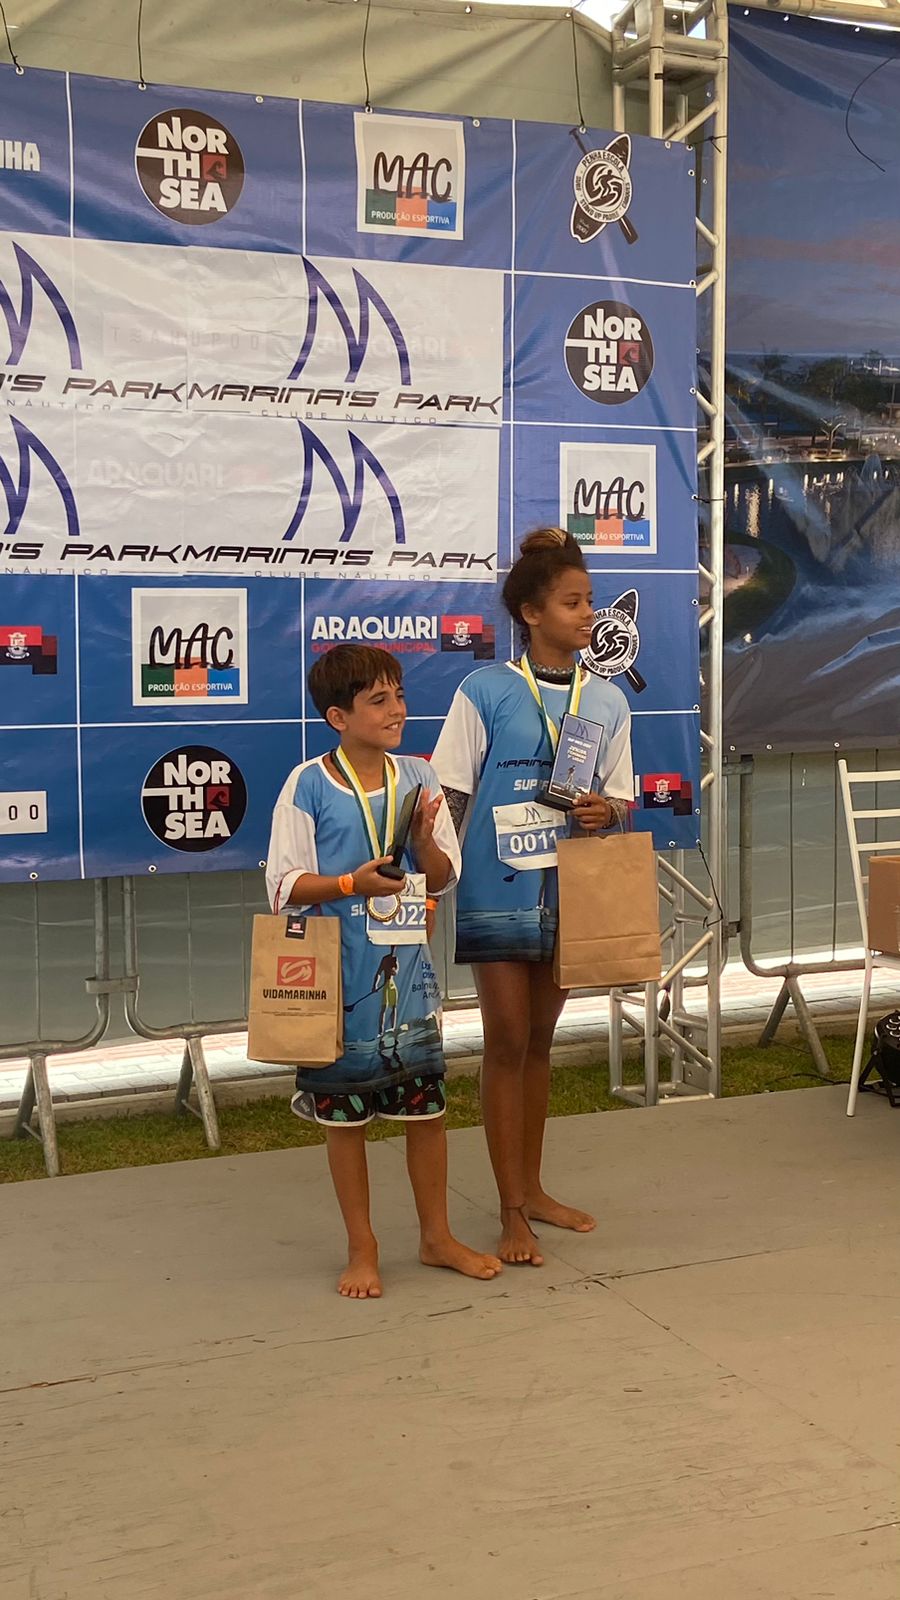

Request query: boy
[{"left": 266, "top": 644, "right": 501, "bottom": 1299}]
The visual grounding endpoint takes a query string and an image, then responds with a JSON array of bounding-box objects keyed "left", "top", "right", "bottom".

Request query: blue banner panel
[
  {"left": 629, "top": 712, "right": 700, "bottom": 849},
  {"left": 302, "top": 578, "right": 513, "bottom": 721},
  {"left": 302, "top": 102, "right": 514, "bottom": 270},
  {"left": 0, "top": 726, "right": 81, "bottom": 880},
  {"left": 513, "top": 120, "right": 695, "bottom": 286},
  {"left": 77, "top": 574, "right": 303, "bottom": 725},
  {"left": 586, "top": 570, "right": 699, "bottom": 717},
  {"left": 80, "top": 720, "right": 301, "bottom": 878},
  {"left": 0, "top": 574, "right": 77, "bottom": 725},
  {"left": 511, "top": 423, "right": 698, "bottom": 573},
  {"left": 70, "top": 77, "right": 303, "bottom": 252},
  {"left": 513, "top": 274, "right": 696, "bottom": 431},
  {"left": 0, "top": 68, "right": 71, "bottom": 238}
]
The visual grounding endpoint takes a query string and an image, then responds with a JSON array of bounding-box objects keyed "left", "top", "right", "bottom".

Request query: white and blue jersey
[
  {"left": 432, "top": 663, "right": 633, "bottom": 963},
  {"left": 265, "top": 755, "right": 460, "bottom": 1092}
]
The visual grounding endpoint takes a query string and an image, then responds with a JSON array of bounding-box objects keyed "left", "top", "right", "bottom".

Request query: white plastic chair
[{"left": 838, "top": 759, "right": 900, "bottom": 1116}]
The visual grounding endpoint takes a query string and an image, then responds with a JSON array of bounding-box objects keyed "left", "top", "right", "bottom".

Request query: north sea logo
[
  {"left": 564, "top": 300, "right": 653, "bottom": 405},
  {"left": 141, "top": 745, "right": 247, "bottom": 852},
  {"left": 570, "top": 132, "right": 638, "bottom": 246},
  {"left": 135, "top": 110, "right": 245, "bottom": 223},
  {"left": 581, "top": 589, "right": 647, "bottom": 693}
]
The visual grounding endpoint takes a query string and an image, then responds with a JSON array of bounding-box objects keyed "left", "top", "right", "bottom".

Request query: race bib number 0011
[
  {"left": 367, "top": 873, "right": 428, "bottom": 945},
  {"left": 493, "top": 803, "right": 566, "bottom": 871}
]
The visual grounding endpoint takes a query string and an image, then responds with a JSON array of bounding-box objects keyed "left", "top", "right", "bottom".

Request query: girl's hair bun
[{"left": 519, "top": 526, "right": 569, "bottom": 555}]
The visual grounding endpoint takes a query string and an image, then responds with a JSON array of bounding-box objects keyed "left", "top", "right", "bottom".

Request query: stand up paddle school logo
[
  {"left": 135, "top": 110, "right": 245, "bottom": 223},
  {"left": 581, "top": 589, "right": 646, "bottom": 694},
  {"left": 570, "top": 132, "right": 638, "bottom": 246},
  {"left": 141, "top": 745, "right": 247, "bottom": 852},
  {"left": 564, "top": 301, "right": 653, "bottom": 405},
  {"left": 355, "top": 113, "right": 466, "bottom": 239}
]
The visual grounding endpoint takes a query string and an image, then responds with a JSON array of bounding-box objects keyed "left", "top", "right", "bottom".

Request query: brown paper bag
[
  {"left": 868, "top": 855, "right": 900, "bottom": 955},
  {"left": 554, "top": 832, "right": 661, "bottom": 989},
  {"left": 247, "top": 912, "right": 343, "bottom": 1066}
]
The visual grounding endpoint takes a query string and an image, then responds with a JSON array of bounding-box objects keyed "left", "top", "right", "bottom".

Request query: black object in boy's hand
[{"left": 379, "top": 783, "right": 422, "bottom": 882}]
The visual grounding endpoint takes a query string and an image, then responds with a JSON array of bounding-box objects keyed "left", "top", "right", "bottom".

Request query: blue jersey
[
  {"left": 432, "top": 663, "right": 633, "bottom": 962},
  {"left": 266, "top": 754, "right": 460, "bottom": 1091}
]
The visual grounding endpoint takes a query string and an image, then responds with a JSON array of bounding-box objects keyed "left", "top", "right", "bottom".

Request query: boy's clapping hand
[{"left": 410, "top": 790, "right": 444, "bottom": 848}]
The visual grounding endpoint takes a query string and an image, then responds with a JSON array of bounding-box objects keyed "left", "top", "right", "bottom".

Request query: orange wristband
[
  {"left": 338, "top": 873, "right": 355, "bottom": 897},
  {"left": 425, "top": 898, "right": 438, "bottom": 912}
]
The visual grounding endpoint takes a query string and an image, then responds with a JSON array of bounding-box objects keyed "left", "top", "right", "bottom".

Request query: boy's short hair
[{"left": 308, "top": 644, "right": 403, "bottom": 719}]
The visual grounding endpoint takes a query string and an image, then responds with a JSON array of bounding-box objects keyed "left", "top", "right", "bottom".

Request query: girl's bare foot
[
  {"left": 498, "top": 1204, "right": 544, "bottom": 1266},
  {"left": 420, "top": 1235, "right": 503, "bottom": 1279},
  {"left": 526, "top": 1191, "right": 596, "bottom": 1233},
  {"left": 338, "top": 1242, "right": 382, "bottom": 1299}
]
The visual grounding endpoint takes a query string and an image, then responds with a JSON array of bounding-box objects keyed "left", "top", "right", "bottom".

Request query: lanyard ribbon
[
  {"left": 332, "top": 749, "right": 398, "bottom": 858},
  {"left": 518, "top": 655, "right": 584, "bottom": 754}
]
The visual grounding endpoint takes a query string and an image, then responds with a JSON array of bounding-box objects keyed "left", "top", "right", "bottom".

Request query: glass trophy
[{"left": 538, "top": 713, "right": 604, "bottom": 813}]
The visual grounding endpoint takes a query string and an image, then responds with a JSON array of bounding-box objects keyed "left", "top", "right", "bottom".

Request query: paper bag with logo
[
  {"left": 247, "top": 912, "right": 343, "bottom": 1066},
  {"left": 553, "top": 832, "right": 661, "bottom": 989}
]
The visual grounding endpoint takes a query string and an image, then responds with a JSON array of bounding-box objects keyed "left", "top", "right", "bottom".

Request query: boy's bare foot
[
  {"left": 498, "top": 1204, "right": 544, "bottom": 1266},
  {"left": 338, "top": 1243, "right": 383, "bottom": 1299},
  {"left": 526, "top": 1191, "right": 596, "bottom": 1233},
  {"left": 420, "top": 1235, "right": 503, "bottom": 1279}
]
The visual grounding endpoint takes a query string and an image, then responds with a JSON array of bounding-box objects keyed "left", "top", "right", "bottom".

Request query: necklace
[{"left": 530, "top": 661, "right": 575, "bottom": 682}]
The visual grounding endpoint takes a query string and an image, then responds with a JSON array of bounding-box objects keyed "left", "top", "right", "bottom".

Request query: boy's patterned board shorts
[{"left": 292, "top": 1074, "right": 446, "bottom": 1127}]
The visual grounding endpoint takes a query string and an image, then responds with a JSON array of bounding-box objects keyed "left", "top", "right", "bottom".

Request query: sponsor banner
[
  {"left": 560, "top": 441, "right": 657, "bottom": 555},
  {"left": 0, "top": 65, "right": 699, "bottom": 880},
  {"left": 354, "top": 113, "right": 466, "bottom": 240},
  {"left": 301, "top": 101, "right": 513, "bottom": 270},
  {"left": 0, "top": 726, "right": 80, "bottom": 878},
  {"left": 0, "top": 410, "right": 500, "bottom": 579},
  {"left": 583, "top": 571, "right": 699, "bottom": 715},
  {"left": 131, "top": 587, "right": 248, "bottom": 706},
  {"left": 512, "top": 117, "right": 695, "bottom": 285},
  {"left": 186, "top": 253, "right": 503, "bottom": 423},
  {"left": 79, "top": 720, "right": 294, "bottom": 878},
  {"left": 0, "top": 67, "right": 72, "bottom": 239},
  {"left": 68, "top": 76, "right": 304, "bottom": 253},
  {"left": 0, "top": 788, "right": 48, "bottom": 835},
  {"left": 0, "top": 233, "right": 186, "bottom": 409},
  {"left": 0, "top": 574, "right": 75, "bottom": 726},
  {"left": 512, "top": 275, "right": 696, "bottom": 431},
  {"left": 304, "top": 578, "right": 510, "bottom": 719},
  {"left": 628, "top": 712, "right": 700, "bottom": 849},
  {"left": 77, "top": 576, "right": 302, "bottom": 725},
  {"left": 512, "top": 425, "right": 697, "bottom": 572},
  {"left": 0, "top": 236, "right": 503, "bottom": 422}
]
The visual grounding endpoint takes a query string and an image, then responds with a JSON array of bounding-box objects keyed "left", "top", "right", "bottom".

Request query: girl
[{"left": 432, "top": 529, "right": 633, "bottom": 1266}]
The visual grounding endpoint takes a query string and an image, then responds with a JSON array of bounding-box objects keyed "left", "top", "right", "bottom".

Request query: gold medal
[{"left": 366, "top": 893, "right": 403, "bottom": 923}]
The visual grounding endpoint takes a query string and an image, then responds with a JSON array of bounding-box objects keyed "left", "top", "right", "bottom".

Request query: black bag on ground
[{"left": 861, "top": 1012, "right": 900, "bottom": 1107}]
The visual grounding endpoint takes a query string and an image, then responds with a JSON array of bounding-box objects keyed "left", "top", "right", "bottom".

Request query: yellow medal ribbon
[
  {"left": 518, "top": 655, "right": 584, "bottom": 754},
  {"left": 331, "top": 748, "right": 398, "bottom": 858}
]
